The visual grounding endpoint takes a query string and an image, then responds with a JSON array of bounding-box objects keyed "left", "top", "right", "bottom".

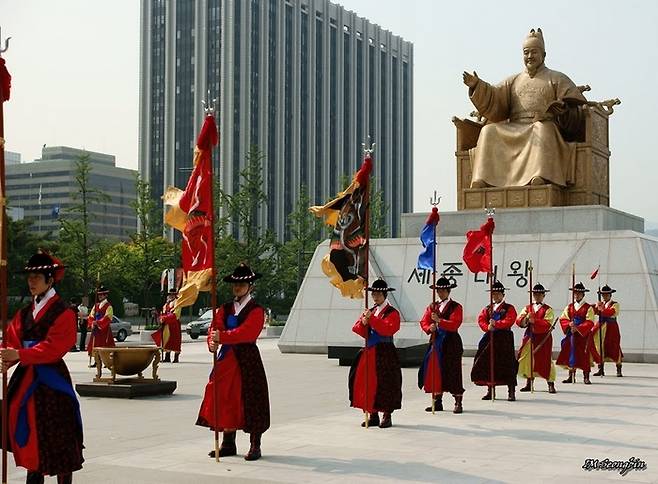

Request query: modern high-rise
[
  {"left": 139, "top": 0, "right": 413, "bottom": 239},
  {"left": 6, "top": 146, "right": 138, "bottom": 240}
]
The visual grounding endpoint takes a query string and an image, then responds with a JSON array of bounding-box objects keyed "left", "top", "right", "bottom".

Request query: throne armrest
[{"left": 452, "top": 116, "right": 484, "bottom": 151}]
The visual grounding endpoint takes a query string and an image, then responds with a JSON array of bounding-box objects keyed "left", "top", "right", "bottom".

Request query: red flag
[
  {"left": 0, "top": 58, "right": 10, "bottom": 102},
  {"left": 462, "top": 216, "right": 495, "bottom": 274},
  {"left": 178, "top": 116, "right": 217, "bottom": 215},
  {"left": 163, "top": 114, "right": 218, "bottom": 309},
  {"left": 590, "top": 266, "right": 599, "bottom": 280}
]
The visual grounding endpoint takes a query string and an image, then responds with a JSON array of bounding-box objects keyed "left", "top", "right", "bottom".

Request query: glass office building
[{"left": 139, "top": 0, "right": 413, "bottom": 239}]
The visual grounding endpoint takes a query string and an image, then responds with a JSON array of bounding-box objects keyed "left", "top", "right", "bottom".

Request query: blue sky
[{"left": 2, "top": 0, "right": 657, "bottom": 225}]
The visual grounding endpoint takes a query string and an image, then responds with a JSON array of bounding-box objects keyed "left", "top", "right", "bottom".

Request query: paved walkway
[{"left": 6, "top": 336, "right": 657, "bottom": 483}]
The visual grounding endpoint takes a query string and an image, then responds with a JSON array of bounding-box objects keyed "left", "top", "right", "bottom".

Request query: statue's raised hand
[{"left": 463, "top": 71, "right": 479, "bottom": 89}]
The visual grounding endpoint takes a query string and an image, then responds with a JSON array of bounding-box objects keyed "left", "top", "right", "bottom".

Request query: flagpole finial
[
  {"left": 202, "top": 89, "right": 217, "bottom": 115},
  {"left": 0, "top": 27, "right": 10, "bottom": 55},
  {"left": 362, "top": 136, "right": 376, "bottom": 156},
  {"left": 430, "top": 191, "right": 441, "bottom": 207}
]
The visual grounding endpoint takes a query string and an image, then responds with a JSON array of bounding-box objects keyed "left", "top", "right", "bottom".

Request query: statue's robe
[{"left": 469, "top": 65, "right": 587, "bottom": 188}]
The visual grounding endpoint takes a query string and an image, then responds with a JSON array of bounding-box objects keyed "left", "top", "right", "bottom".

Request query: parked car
[
  {"left": 186, "top": 309, "right": 213, "bottom": 340},
  {"left": 110, "top": 316, "right": 133, "bottom": 342}
]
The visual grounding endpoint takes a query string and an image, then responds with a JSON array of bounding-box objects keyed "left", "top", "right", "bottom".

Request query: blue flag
[{"left": 417, "top": 207, "right": 440, "bottom": 270}]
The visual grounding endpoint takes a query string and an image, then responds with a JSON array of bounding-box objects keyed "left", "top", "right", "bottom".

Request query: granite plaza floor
[{"left": 6, "top": 334, "right": 657, "bottom": 483}]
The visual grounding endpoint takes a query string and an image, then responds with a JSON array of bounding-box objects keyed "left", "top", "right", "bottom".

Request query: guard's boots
[
  {"left": 361, "top": 412, "right": 380, "bottom": 428},
  {"left": 453, "top": 395, "right": 463, "bottom": 414},
  {"left": 593, "top": 364, "right": 605, "bottom": 377},
  {"left": 583, "top": 371, "right": 592, "bottom": 385},
  {"left": 245, "top": 433, "right": 262, "bottom": 461},
  {"left": 57, "top": 474, "right": 73, "bottom": 484},
  {"left": 562, "top": 371, "right": 575, "bottom": 384},
  {"left": 163, "top": 352, "right": 171, "bottom": 363},
  {"left": 425, "top": 394, "right": 443, "bottom": 412},
  {"left": 208, "top": 431, "right": 237, "bottom": 458},
  {"left": 616, "top": 364, "right": 623, "bottom": 377},
  {"left": 507, "top": 385, "right": 516, "bottom": 402},
  {"left": 548, "top": 381, "right": 557, "bottom": 394},
  {"left": 481, "top": 386, "right": 493, "bottom": 400},
  {"left": 520, "top": 378, "right": 533, "bottom": 392},
  {"left": 26, "top": 472, "right": 44, "bottom": 484},
  {"left": 172, "top": 352, "right": 179, "bottom": 363},
  {"left": 379, "top": 412, "right": 392, "bottom": 428}
]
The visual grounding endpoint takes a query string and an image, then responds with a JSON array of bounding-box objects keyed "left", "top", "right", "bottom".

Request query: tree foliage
[{"left": 58, "top": 153, "right": 111, "bottom": 300}]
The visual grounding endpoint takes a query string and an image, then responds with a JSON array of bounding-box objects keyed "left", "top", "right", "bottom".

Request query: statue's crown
[{"left": 523, "top": 28, "right": 545, "bottom": 51}]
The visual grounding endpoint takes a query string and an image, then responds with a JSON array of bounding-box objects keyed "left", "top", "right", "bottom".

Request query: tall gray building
[
  {"left": 6, "top": 146, "right": 138, "bottom": 240},
  {"left": 139, "top": 0, "right": 413, "bottom": 239}
]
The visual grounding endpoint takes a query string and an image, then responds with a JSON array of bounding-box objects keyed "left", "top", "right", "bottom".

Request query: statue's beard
[{"left": 525, "top": 60, "right": 544, "bottom": 77}]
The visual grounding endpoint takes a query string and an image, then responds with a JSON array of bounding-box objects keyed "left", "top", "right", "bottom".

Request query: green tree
[
  {"left": 278, "top": 185, "right": 324, "bottom": 311},
  {"left": 368, "top": 182, "right": 389, "bottom": 239},
  {"left": 129, "top": 175, "right": 173, "bottom": 310},
  {"left": 58, "top": 153, "right": 111, "bottom": 298},
  {"left": 215, "top": 146, "right": 283, "bottom": 313},
  {"left": 6, "top": 218, "right": 56, "bottom": 314},
  {"left": 95, "top": 237, "right": 177, "bottom": 317}
]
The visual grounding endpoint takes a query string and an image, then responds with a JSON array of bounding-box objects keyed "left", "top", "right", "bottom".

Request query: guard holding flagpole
[
  {"left": 0, "top": 252, "right": 84, "bottom": 484},
  {"left": 349, "top": 279, "right": 402, "bottom": 428},
  {"left": 592, "top": 284, "right": 624, "bottom": 377},
  {"left": 418, "top": 277, "right": 465, "bottom": 413},
  {"left": 556, "top": 282, "right": 595, "bottom": 384},
  {"left": 197, "top": 263, "right": 270, "bottom": 461},
  {"left": 515, "top": 283, "right": 557, "bottom": 393},
  {"left": 471, "top": 281, "right": 519, "bottom": 401}
]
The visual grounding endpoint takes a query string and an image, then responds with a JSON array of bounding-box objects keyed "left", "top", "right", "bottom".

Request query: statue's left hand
[{"left": 547, "top": 100, "right": 567, "bottom": 116}]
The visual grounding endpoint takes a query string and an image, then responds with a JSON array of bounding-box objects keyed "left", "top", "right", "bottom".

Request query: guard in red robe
[
  {"left": 592, "top": 284, "right": 624, "bottom": 377},
  {"left": 418, "top": 277, "right": 464, "bottom": 414},
  {"left": 348, "top": 279, "right": 402, "bottom": 428},
  {"left": 152, "top": 289, "right": 182, "bottom": 363},
  {"left": 196, "top": 264, "right": 270, "bottom": 461},
  {"left": 556, "top": 282, "right": 595, "bottom": 384},
  {"left": 0, "top": 252, "right": 84, "bottom": 484},
  {"left": 470, "top": 281, "right": 519, "bottom": 401},
  {"left": 515, "top": 283, "right": 557, "bottom": 393},
  {"left": 86, "top": 285, "right": 115, "bottom": 367}
]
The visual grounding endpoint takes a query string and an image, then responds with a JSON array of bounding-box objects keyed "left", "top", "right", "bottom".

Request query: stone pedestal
[
  {"left": 401, "top": 205, "right": 644, "bottom": 238},
  {"left": 279, "top": 208, "right": 658, "bottom": 363},
  {"left": 76, "top": 379, "right": 177, "bottom": 399}
]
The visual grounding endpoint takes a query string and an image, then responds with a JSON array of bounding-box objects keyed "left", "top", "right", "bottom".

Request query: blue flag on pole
[{"left": 417, "top": 207, "right": 440, "bottom": 270}]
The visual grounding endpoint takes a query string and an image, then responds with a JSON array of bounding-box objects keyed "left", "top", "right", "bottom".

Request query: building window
[
  {"left": 267, "top": 0, "right": 277, "bottom": 231},
  {"left": 392, "top": 56, "right": 399, "bottom": 236},
  {"left": 329, "top": 25, "right": 337, "bottom": 197},
  {"left": 300, "top": 11, "right": 309, "bottom": 190},
  {"left": 314, "top": 18, "right": 323, "bottom": 204},
  {"left": 284, "top": 4, "right": 294, "bottom": 235},
  {"left": 343, "top": 31, "right": 351, "bottom": 174},
  {"left": 250, "top": 0, "right": 261, "bottom": 147}
]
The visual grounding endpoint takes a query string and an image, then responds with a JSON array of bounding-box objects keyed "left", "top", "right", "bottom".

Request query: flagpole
[
  {"left": 528, "top": 261, "right": 534, "bottom": 393},
  {"left": 486, "top": 207, "right": 496, "bottom": 401},
  {"left": 202, "top": 94, "right": 221, "bottom": 462},
  {"left": 0, "top": 29, "right": 10, "bottom": 484},
  {"left": 597, "top": 267, "right": 604, "bottom": 377},
  {"left": 362, "top": 140, "right": 373, "bottom": 429},
  {"left": 570, "top": 263, "right": 576, "bottom": 384},
  {"left": 429, "top": 192, "right": 440, "bottom": 414}
]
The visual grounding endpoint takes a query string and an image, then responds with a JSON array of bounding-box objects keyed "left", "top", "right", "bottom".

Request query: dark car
[{"left": 186, "top": 309, "right": 213, "bottom": 340}]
